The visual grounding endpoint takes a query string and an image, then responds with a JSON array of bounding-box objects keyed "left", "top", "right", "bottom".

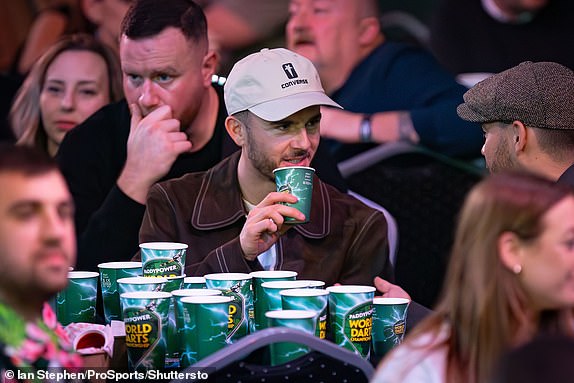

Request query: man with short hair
[
  {"left": 286, "top": 0, "right": 483, "bottom": 161},
  {"left": 0, "top": 144, "right": 81, "bottom": 372},
  {"left": 57, "top": 0, "right": 346, "bottom": 272},
  {"left": 139, "top": 47, "right": 394, "bottom": 286},
  {"left": 457, "top": 61, "right": 574, "bottom": 185}
]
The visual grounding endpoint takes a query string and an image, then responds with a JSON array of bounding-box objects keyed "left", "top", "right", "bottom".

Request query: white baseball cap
[{"left": 224, "top": 48, "right": 342, "bottom": 121}]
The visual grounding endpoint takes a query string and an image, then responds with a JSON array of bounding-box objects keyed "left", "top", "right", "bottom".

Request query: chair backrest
[
  {"left": 173, "top": 327, "right": 375, "bottom": 383},
  {"left": 348, "top": 190, "right": 399, "bottom": 267},
  {"left": 339, "top": 142, "right": 485, "bottom": 308}
]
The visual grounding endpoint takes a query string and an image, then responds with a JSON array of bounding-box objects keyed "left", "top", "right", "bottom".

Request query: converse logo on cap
[{"left": 282, "top": 63, "right": 298, "bottom": 79}]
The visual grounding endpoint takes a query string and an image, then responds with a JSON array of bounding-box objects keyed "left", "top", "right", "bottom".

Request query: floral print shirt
[{"left": 0, "top": 302, "right": 83, "bottom": 382}]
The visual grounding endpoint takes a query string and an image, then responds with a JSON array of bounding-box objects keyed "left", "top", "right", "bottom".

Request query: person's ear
[
  {"left": 512, "top": 121, "right": 528, "bottom": 154},
  {"left": 497, "top": 231, "right": 524, "bottom": 275},
  {"left": 201, "top": 50, "right": 218, "bottom": 86},
  {"left": 81, "top": 0, "right": 104, "bottom": 25},
  {"left": 358, "top": 17, "right": 381, "bottom": 46},
  {"left": 225, "top": 116, "right": 246, "bottom": 146}
]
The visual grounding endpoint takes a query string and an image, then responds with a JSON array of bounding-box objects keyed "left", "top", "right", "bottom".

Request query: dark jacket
[
  {"left": 56, "top": 84, "right": 347, "bottom": 271},
  {"left": 139, "top": 151, "right": 393, "bottom": 287}
]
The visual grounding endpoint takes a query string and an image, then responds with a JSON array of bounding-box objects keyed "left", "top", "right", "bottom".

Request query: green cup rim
[
  {"left": 249, "top": 270, "right": 298, "bottom": 279},
  {"left": 280, "top": 288, "right": 329, "bottom": 297},
  {"left": 180, "top": 296, "right": 233, "bottom": 304},
  {"left": 265, "top": 310, "right": 316, "bottom": 319},
  {"left": 373, "top": 297, "right": 410, "bottom": 305},
  {"left": 326, "top": 285, "right": 376, "bottom": 294},
  {"left": 204, "top": 272, "right": 252, "bottom": 281},
  {"left": 117, "top": 276, "right": 168, "bottom": 284},
  {"left": 261, "top": 280, "right": 312, "bottom": 289},
  {"left": 120, "top": 291, "right": 172, "bottom": 299},
  {"left": 273, "top": 166, "right": 315, "bottom": 173},
  {"left": 172, "top": 289, "right": 222, "bottom": 297},
  {"left": 139, "top": 242, "right": 188, "bottom": 250},
  {"left": 98, "top": 261, "right": 142, "bottom": 269},
  {"left": 68, "top": 271, "right": 99, "bottom": 279}
]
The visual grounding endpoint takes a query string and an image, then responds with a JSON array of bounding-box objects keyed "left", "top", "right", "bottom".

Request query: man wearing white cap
[{"left": 139, "top": 48, "right": 397, "bottom": 287}]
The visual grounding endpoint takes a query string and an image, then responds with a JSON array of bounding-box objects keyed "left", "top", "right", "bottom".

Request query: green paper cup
[
  {"left": 265, "top": 310, "right": 316, "bottom": 365},
  {"left": 180, "top": 295, "right": 232, "bottom": 366},
  {"left": 273, "top": 166, "right": 314, "bottom": 224},
  {"left": 98, "top": 262, "right": 143, "bottom": 324},
  {"left": 327, "top": 285, "right": 376, "bottom": 359},
  {"left": 257, "top": 280, "right": 313, "bottom": 331},
  {"left": 56, "top": 271, "right": 99, "bottom": 325},
  {"left": 171, "top": 289, "right": 222, "bottom": 368},
  {"left": 372, "top": 297, "right": 410, "bottom": 357},
  {"left": 297, "top": 280, "right": 325, "bottom": 289},
  {"left": 204, "top": 273, "right": 253, "bottom": 342},
  {"left": 121, "top": 291, "right": 172, "bottom": 372},
  {"left": 183, "top": 276, "right": 206, "bottom": 289},
  {"left": 281, "top": 288, "right": 329, "bottom": 339},
  {"left": 162, "top": 275, "right": 185, "bottom": 368},
  {"left": 117, "top": 276, "right": 167, "bottom": 296},
  {"left": 140, "top": 242, "right": 187, "bottom": 277},
  {"left": 250, "top": 271, "right": 298, "bottom": 331}
]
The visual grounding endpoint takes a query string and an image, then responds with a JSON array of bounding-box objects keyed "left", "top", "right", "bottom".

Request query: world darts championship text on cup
[{"left": 4, "top": 369, "right": 210, "bottom": 381}]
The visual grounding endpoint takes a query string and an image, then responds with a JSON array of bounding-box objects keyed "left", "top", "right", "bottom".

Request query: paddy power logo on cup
[
  {"left": 140, "top": 242, "right": 187, "bottom": 277},
  {"left": 345, "top": 306, "right": 373, "bottom": 349},
  {"left": 121, "top": 292, "right": 171, "bottom": 372}
]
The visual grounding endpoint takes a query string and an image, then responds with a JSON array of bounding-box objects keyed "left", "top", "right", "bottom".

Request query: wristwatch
[{"left": 359, "top": 114, "right": 373, "bottom": 143}]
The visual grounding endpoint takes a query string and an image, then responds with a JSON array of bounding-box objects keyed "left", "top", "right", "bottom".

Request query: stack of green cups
[
  {"left": 250, "top": 270, "right": 297, "bottom": 332},
  {"left": 162, "top": 275, "right": 185, "bottom": 368},
  {"left": 258, "top": 280, "right": 313, "bottom": 330}
]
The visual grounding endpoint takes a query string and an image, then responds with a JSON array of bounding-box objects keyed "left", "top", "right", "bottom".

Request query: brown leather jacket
[{"left": 139, "top": 152, "right": 393, "bottom": 287}]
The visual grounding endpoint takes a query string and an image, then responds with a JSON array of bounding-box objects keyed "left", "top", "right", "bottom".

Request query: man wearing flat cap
[{"left": 457, "top": 61, "right": 574, "bottom": 185}]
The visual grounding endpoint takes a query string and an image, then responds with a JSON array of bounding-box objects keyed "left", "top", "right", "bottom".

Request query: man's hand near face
[
  {"left": 240, "top": 192, "right": 305, "bottom": 261},
  {"left": 117, "top": 104, "right": 192, "bottom": 204}
]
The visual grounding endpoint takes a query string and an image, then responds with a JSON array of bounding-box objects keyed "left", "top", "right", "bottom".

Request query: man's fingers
[
  {"left": 129, "top": 103, "right": 142, "bottom": 132},
  {"left": 374, "top": 276, "right": 391, "bottom": 293}
]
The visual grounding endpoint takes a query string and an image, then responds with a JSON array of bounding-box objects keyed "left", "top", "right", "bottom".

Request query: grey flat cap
[{"left": 457, "top": 61, "right": 574, "bottom": 130}]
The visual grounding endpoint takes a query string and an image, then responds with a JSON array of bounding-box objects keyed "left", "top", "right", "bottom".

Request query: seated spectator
[
  {"left": 139, "top": 47, "right": 394, "bottom": 287},
  {"left": 10, "top": 33, "right": 122, "bottom": 157},
  {"left": 457, "top": 61, "right": 574, "bottom": 186},
  {"left": 430, "top": 0, "right": 574, "bottom": 75},
  {"left": 286, "top": 0, "right": 483, "bottom": 161},
  {"left": 56, "top": 0, "right": 346, "bottom": 272},
  {"left": 15, "top": 0, "right": 89, "bottom": 76},
  {"left": 0, "top": 144, "right": 82, "bottom": 373},
  {"left": 372, "top": 171, "right": 574, "bottom": 382},
  {"left": 197, "top": 0, "right": 290, "bottom": 74},
  {"left": 489, "top": 334, "right": 574, "bottom": 383},
  {"left": 80, "top": 0, "right": 133, "bottom": 56}
]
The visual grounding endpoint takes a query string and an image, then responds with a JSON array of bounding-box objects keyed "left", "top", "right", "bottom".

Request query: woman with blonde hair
[
  {"left": 373, "top": 171, "right": 574, "bottom": 383},
  {"left": 10, "top": 33, "right": 122, "bottom": 156}
]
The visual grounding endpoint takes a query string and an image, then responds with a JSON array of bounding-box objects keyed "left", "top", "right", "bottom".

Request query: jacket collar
[{"left": 191, "top": 151, "right": 330, "bottom": 238}]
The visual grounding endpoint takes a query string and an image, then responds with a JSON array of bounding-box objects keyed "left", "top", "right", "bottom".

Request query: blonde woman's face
[
  {"left": 40, "top": 50, "right": 111, "bottom": 155},
  {"left": 519, "top": 196, "right": 574, "bottom": 311}
]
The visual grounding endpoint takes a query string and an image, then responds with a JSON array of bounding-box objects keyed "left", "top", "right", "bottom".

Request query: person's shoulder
[
  {"left": 154, "top": 168, "right": 210, "bottom": 199},
  {"left": 65, "top": 99, "right": 129, "bottom": 140},
  {"left": 373, "top": 328, "right": 449, "bottom": 383}
]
